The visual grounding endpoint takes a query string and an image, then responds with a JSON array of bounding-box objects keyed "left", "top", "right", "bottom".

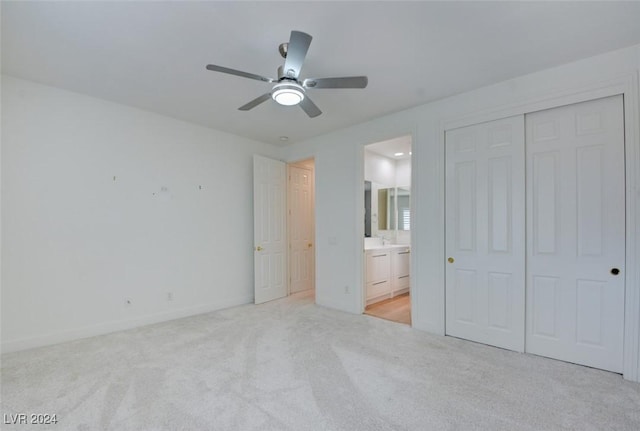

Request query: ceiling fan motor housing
[
  {"left": 278, "top": 42, "right": 288, "bottom": 59},
  {"left": 277, "top": 64, "right": 298, "bottom": 80}
]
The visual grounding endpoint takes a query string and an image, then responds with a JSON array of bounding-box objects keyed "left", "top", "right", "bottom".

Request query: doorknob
[
  {"left": 308, "top": 243, "right": 313, "bottom": 248},
  {"left": 611, "top": 268, "right": 620, "bottom": 275},
  {"left": 255, "top": 246, "right": 263, "bottom": 251},
  {"left": 448, "top": 257, "right": 455, "bottom": 263}
]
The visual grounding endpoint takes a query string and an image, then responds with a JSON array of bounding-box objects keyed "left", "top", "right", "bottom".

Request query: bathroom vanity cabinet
[
  {"left": 392, "top": 247, "right": 411, "bottom": 293},
  {"left": 365, "top": 246, "right": 410, "bottom": 305}
]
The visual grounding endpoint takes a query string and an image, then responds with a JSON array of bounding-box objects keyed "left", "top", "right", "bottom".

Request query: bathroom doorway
[
  {"left": 362, "top": 136, "right": 412, "bottom": 325},
  {"left": 287, "top": 158, "right": 316, "bottom": 299}
]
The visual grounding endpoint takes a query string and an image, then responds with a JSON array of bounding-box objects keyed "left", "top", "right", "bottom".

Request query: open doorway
[
  {"left": 287, "top": 158, "right": 316, "bottom": 300},
  {"left": 363, "top": 136, "right": 412, "bottom": 325}
]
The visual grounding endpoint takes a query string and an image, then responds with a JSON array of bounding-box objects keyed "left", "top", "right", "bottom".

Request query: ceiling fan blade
[
  {"left": 303, "top": 76, "right": 368, "bottom": 89},
  {"left": 299, "top": 96, "right": 322, "bottom": 118},
  {"left": 206, "top": 64, "right": 275, "bottom": 83},
  {"left": 283, "top": 31, "right": 312, "bottom": 79},
  {"left": 238, "top": 93, "right": 272, "bottom": 111}
]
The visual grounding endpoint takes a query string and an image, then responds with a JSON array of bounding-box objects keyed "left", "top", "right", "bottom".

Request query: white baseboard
[
  {"left": 1, "top": 294, "right": 253, "bottom": 354},
  {"left": 411, "top": 317, "right": 446, "bottom": 336},
  {"left": 366, "top": 293, "right": 392, "bottom": 306},
  {"left": 392, "top": 287, "right": 410, "bottom": 297},
  {"left": 315, "top": 297, "right": 357, "bottom": 315}
]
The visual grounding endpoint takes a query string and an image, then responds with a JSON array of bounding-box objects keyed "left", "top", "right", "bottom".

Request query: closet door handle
[
  {"left": 611, "top": 268, "right": 620, "bottom": 275},
  {"left": 447, "top": 257, "right": 454, "bottom": 263}
]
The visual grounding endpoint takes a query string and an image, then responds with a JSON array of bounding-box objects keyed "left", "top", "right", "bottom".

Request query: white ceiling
[{"left": 3, "top": 1, "right": 640, "bottom": 146}]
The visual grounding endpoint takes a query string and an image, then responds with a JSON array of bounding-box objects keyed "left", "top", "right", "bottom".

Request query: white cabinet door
[
  {"left": 367, "top": 280, "right": 391, "bottom": 300},
  {"left": 365, "top": 250, "right": 391, "bottom": 302},
  {"left": 525, "top": 95, "right": 625, "bottom": 373},
  {"left": 392, "top": 248, "right": 411, "bottom": 293},
  {"left": 253, "top": 155, "right": 287, "bottom": 304},
  {"left": 368, "top": 251, "right": 390, "bottom": 283},
  {"left": 445, "top": 115, "right": 526, "bottom": 352}
]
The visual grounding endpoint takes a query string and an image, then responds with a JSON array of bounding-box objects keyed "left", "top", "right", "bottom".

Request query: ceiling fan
[{"left": 205, "top": 30, "right": 368, "bottom": 118}]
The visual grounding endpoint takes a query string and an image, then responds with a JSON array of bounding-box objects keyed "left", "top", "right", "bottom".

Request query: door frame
[
  {"left": 440, "top": 72, "right": 640, "bottom": 381},
  {"left": 359, "top": 135, "right": 416, "bottom": 315},
  {"left": 287, "top": 158, "right": 316, "bottom": 298}
]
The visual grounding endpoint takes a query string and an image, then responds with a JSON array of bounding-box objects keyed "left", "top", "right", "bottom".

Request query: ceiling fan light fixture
[{"left": 271, "top": 82, "right": 305, "bottom": 106}]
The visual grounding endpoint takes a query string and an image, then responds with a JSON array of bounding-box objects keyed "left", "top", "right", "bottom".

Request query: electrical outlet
[{"left": 167, "top": 292, "right": 173, "bottom": 301}]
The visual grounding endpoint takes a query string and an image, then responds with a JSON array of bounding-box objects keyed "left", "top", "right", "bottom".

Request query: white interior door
[
  {"left": 289, "top": 165, "right": 315, "bottom": 293},
  {"left": 525, "top": 95, "right": 625, "bottom": 373},
  {"left": 253, "top": 155, "right": 287, "bottom": 304},
  {"left": 445, "top": 115, "right": 525, "bottom": 352}
]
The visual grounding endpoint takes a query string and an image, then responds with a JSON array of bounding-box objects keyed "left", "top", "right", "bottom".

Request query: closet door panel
[
  {"left": 445, "top": 115, "right": 525, "bottom": 352},
  {"left": 525, "top": 95, "right": 625, "bottom": 373}
]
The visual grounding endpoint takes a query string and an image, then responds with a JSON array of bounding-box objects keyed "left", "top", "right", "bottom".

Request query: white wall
[
  {"left": 1, "top": 75, "right": 280, "bottom": 352},
  {"left": 364, "top": 150, "right": 412, "bottom": 188},
  {"left": 364, "top": 150, "right": 396, "bottom": 187},
  {"left": 395, "top": 159, "right": 412, "bottom": 245},
  {"left": 284, "top": 44, "right": 640, "bottom": 379},
  {"left": 396, "top": 158, "right": 411, "bottom": 187}
]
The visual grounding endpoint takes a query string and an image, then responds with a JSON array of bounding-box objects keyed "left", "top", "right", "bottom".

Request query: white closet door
[
  {"left": 445, "top": 115, "right": 525, "bottom": 352},
  {"left": 525, "top": 95, "right": 625, "bottom": 373}
]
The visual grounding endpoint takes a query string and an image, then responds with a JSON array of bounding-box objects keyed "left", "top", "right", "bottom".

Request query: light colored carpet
[{"left": 1, "top": 290, "right": 639, "bottom": 431}]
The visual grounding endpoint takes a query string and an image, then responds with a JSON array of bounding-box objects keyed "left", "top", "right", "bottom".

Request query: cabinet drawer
[
  {"left": 395, "top": 274, "right": 410, "bottom": 290},
  {"left": 366, "top": 252, "right": 390, "bottom": 283},
  {"left": 367, "top": 280, "right": 390, "bottom": 299},
  {"left": 393, "top": 249, "right": 410, "bottom": 278}
]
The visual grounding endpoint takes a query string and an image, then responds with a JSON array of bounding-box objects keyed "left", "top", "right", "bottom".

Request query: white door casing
[
  {"left": 288, "top": 165, "right": 315, "bottom": 294},
  {"left": 525, "top": 95, "right": 626, "bottom": 373},
  {"left": 445, "top": 115, "right": 526, "bottom": 352},
  {"left": 253, "top": 155, "right": 287, "bottom": 304}
]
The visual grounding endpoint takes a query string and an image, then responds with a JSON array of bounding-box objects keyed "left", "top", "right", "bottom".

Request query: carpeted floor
[{"left": 1, "top": 290, "right": 639, "bottom": 430}]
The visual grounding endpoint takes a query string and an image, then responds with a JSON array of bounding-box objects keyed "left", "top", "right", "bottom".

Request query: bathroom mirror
[
  {"left": 397, "top": 187, "right": 410, "bottom": 231},
  {"left": 375, "top": 186, "right": 410, "bottom": 232},
  {"left": 378, "top": 188, "right": 393, "bottom": 230},
  {"left": 364, "top": 183, "right": 411, "bottom": 236},
  {"left": 364, "top": 181, "right": 372, "bottom": 237},
  {"left": 387, "top": 188, "right": 397, "bottom": 231}
]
